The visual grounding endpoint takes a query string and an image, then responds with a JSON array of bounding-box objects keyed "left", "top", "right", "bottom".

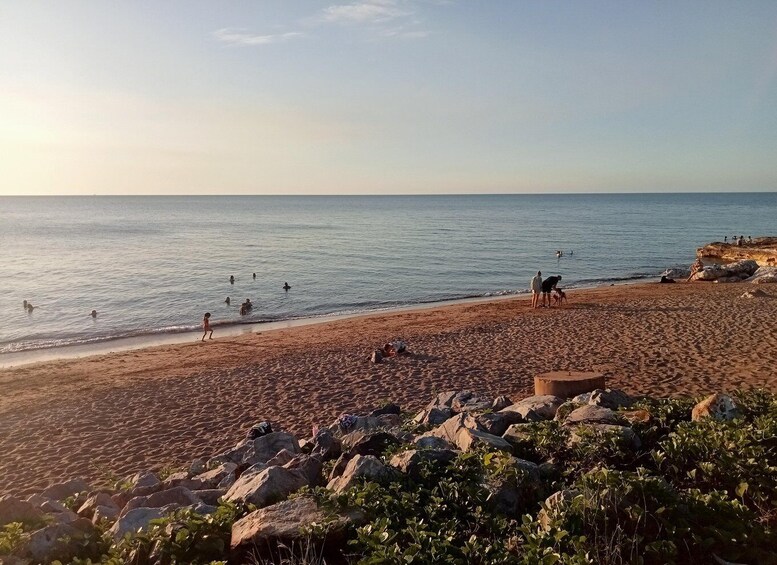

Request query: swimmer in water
[
  {"left": 283, "top": 282, "right": 291, "bottom": 291},
  {"left": 229, "top": 275, "right": 235, "bottom": 284},
  {"left": 91, "top": 310, "right": 97, "bottom": 318},
  {"left": 26, "top": 303, "right": 34, "bottom": 312},
  {"left": 253, "top": 273, "right": 256, "bottom": 279},
  {"left": 225, "top": 296, "right": 231, "bottom": 305},
  {"left": 23, "top": 300, "right": 28, "bottom": 309}
]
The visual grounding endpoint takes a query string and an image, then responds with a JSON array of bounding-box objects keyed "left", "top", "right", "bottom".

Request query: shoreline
[
  {"left": 0, "top": 281, "right": 775, "bottom": 495},
  {"left": 0, "top": 277, "right": 658, "bottom": 369}
]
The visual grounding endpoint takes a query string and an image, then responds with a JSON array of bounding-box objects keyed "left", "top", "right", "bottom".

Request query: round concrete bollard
[{"left": 534, "top": 371, "right": 606, "bottom": 398}]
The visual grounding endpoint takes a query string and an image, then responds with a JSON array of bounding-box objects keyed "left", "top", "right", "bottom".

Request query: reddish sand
[{"left": 0, "top": 283, "right": 775, "bottom": 496}]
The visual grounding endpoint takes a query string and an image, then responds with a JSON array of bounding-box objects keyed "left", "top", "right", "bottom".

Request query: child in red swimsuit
[{"left": 202, "top": 312, "right": 213, "bottom": 341}]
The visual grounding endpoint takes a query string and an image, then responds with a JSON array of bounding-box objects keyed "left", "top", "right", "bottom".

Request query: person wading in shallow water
[{"left": 202, "top": 312, "right": 213, "bottom": 341}]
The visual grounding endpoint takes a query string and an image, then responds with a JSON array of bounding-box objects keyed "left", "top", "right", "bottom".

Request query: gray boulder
[
  {"left": 389, "top": 449, "right": 457, "bottom": 479},
  {"left": 327, "top": 455, "right": 397, "bottom": 493},
  {"left": 412, "top": 407, "right": 453, "bottom": 426},
  {"left": 230, "top": 497, "right": 364, "bottom": 563},
  {"left": 121, "top": 486, "right": 201, "bottom": 517},
  {"left": 0, "top": 495, "right": 45, "bottom": 526},
  {"left": 226, "top": 467, "right": 309, "bottom": 507},
  {"left": 110, "top": 507, "right": 165, "bottom": 539},
  {"left": 92, "top": 505, "right": 120, "bottom": 524},
  {"left": 24, "top": 518, "right": 95, "bottom": 562},
  {"left": 563, "top": 405, "right": 620, "bottom": 426},
  {"left": 500, "top": 395, "right": 564, "bottom": 420},
  {"left": 414, "top": 435, "right": 455, "bottom": 450},
  {"left": 40, "top": 478, "right": 92, "bottom": 502},
  {"left": 77, "top": 492, "right": 118, "bottom": 519},
  {"left": 455, "top": 428, "right": 512, "bottom": 453},
  {"left": 589, "top": 389, "right": 633, "bottom": 409}
]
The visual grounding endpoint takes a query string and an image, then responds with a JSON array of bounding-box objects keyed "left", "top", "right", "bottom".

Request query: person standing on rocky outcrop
[{"left": 530, "top": 271, "right": 542, "bottom": 308}]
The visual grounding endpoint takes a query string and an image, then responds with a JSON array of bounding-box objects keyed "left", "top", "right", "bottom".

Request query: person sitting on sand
[
  {"left": 202, "top": 312, "right": 213, "bottom": 341},
  {"left": 541, "top": 275, "right": 562, "bottom": 307},
  {"left": 687, "top": 258, "right": 704, "bottom": 282},
  {"left": 383, "top": 340, "right": 407, "bottom": 357},
  {"left": 660, "top": 275, "right": 676, "bottom": 284}
]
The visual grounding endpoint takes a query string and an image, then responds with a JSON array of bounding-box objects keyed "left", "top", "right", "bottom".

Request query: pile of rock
[
  {"left": 690, "top": 259, "right": 759, "bottom": 283},
  {"left": 0, "top": 389, "right": 742, "bottom": 564}
]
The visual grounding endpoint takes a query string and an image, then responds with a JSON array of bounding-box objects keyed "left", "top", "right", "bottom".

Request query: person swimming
[
  {"left": 253, "top": 273, "right": 256, "bottom": 279},
  {"left": 229, "top": 275, "right": 235, "bottom": 284},
  {"left": 283, "top": 282, "right": 291, "bottom": 291},
  {"left": 90, "top": 310, "right": 97, "bottom": 318},
  {"left": 225, "top": 296, "right": 231, "bottom": 305},
  {"left": 23, "top": 300, "right": 28, "bottom": 309}
]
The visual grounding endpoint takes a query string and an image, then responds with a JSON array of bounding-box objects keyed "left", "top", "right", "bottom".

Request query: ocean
[{"left": 1, "top": 193, "right": 775, "bottom": 361}]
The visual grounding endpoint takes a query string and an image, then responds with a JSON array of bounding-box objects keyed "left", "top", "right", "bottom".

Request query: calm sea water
[{"left": 1, "top": 193, "right": 775, "bottom": 356}]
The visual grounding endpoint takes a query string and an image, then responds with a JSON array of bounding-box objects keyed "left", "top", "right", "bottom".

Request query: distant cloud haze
[
  {"left": 213, "top": 29, "right": 303, "bottom": 46},
  {"left": 321, "top": 0, "right": 411, "bottom": 24}
]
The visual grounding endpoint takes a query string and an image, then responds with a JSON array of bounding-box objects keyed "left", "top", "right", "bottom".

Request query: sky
[{"left": 1, "top": 1, "right": 776, "bottom": 195}]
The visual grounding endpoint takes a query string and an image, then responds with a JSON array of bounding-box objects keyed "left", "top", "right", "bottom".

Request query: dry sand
[{"left": 0, "top": 283, "right": 775, "bottom": 496}]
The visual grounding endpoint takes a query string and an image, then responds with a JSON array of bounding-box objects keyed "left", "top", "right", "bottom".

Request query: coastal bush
[
  {"left": 315, "top": 450, "right": 523, "bottom": 564},
  {"left": 519, "top": 467, "right": 777, "bottom": 565}
]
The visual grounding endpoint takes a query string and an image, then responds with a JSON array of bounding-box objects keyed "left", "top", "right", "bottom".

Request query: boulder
[
  {"left": 110, "top": 507, "right": 165, "bottom": 539},
  {"left": 414, "top": 435, "right": 455, "bottom": 450},
  {"left": 121, "top": 486, "right": 201, "bottom": 517},
  {"left": 0, "top": 495, "right": 45, "bottom": 526},
  {"left": 451, "top": 391, "right": 492, "bottom": 413},
  {"left": 491, "top": 395, "right": 513, "bottom": 411},
  {"left": 341, "top": 430, "right": 401, "bottom": 456},
  {"left": 455, "top": 428, "right": 513, "bottom": 453},
  {"left": 327, "top": 455, "right": 397, "bottom": 493},
  {"left": 225, "top": 461, "right": 319, "bottom": 508},
  {"left": 230, "top": 497, "right": 364, "bottom": 563},
  {"left": 487, "top": 457, "right": 542, "bottom": 517},
  {"left": 251, "top": 432, "right": 301, "bottom": 464},
  {"left": 193, "top": 489, "right": 227, "bottom": 506},
  {"left": 188, "top": 458, "right": 207, "bottom": 476},
  {"left": 502, "top": 423, "right": 536, "bottom": 449},
  {"left": 589, "top": 389, "right": 633, "bottom": 410},
  {"left": 389, "top": 449, "right": 457, "bottom": 479},
  {"left": 553, "top": 401, "right": 584, "bottom": 422},
  {"left": 190, "top": 462, "right": 238, "bottom": 490},
  {"left": 311, "top": 429, "right": 342, "bottom": 460},
  {"left": 692, "top": 259, "right": 759, "bottom": 282},
  {"left": 563, "top": 405, "right": 620, "bottom": 426},
  {"left": 40, "top": 478, "right": 92, "bottom": 502},
  {"left": 92, "top": 505, "right": 120, "bottom": 524},
  {"left": 500, "top": 395, "right": 564, "bottom": 420},
  {"left": 426, "top": 391, "right": 458, "bottom": 409},
  {"left": 370, "top": 403, "right": 401, "bottom": 417},
  {"left": 412, "top": 407, "right": 453, "bottom": 426},
  {"left": 430, "top": 413, "right": 484, "bottom": 444},
  {"left": 748, "top": 266, "right": 777, "bottom": 284},
  {"left": 125, "top": 470, "right": 161, "bottom": 490},
  {"left": 77, "top": 492, "right": 118, "bottom": 519},
  {"left": 473, "top": 412, "right": 516, "bottom": 436},
  {"left": 23, "top": 518, "right": 95, "bottom": 563},
  {"left": 661, "top": 267, "right": 690, "bottom": 279},
  {"left": 691, "top": 394, "right": 740, "bottom": 422}
]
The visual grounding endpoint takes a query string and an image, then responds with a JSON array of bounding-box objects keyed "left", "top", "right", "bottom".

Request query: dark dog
[{"left": 553, "top": 288, "right": 567, "bottom": 305}]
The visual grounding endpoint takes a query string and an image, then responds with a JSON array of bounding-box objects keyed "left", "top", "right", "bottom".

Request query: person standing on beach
[
  {"left": 530, "top": 271, "right": 542, "bottom": 308},
  {"left": 541, "top": 275, "right": 562, "bottom": 307},
  {"left": 202, "top": 312, "right": 213, "bottom": 341}
]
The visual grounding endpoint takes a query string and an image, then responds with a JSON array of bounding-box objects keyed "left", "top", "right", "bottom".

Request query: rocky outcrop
[
  {"left": 690, "top": 259, "right": 759, "bottom": 282},
  {"left": 747, "top": 266, "right": 777, "bottom": 284},
  {"left": 697, "top": 237, "right": 777, "bottom": 267}
]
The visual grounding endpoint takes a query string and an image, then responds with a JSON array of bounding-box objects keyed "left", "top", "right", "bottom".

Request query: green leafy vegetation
[{"left": 10, "top": 390, "right": 776, "bottom": 564}]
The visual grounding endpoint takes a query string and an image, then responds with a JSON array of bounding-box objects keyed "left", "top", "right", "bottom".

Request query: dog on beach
[{"left": 552, "top": 288, "right": 567, "bottom": 306}]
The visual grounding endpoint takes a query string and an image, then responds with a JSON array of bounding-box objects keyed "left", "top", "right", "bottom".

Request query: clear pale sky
[{"left": 1, "top": 1, "right": 776, "bottom": 195}]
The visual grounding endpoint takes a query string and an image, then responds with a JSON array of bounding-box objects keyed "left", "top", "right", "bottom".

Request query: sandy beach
[{"left": 1, "top": 282, "right": 775, "bottom": 496}]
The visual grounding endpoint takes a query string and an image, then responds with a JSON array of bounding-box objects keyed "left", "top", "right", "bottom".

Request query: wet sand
[{"left": 0, "top": 282, "right": 775, "bottom": 496}]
